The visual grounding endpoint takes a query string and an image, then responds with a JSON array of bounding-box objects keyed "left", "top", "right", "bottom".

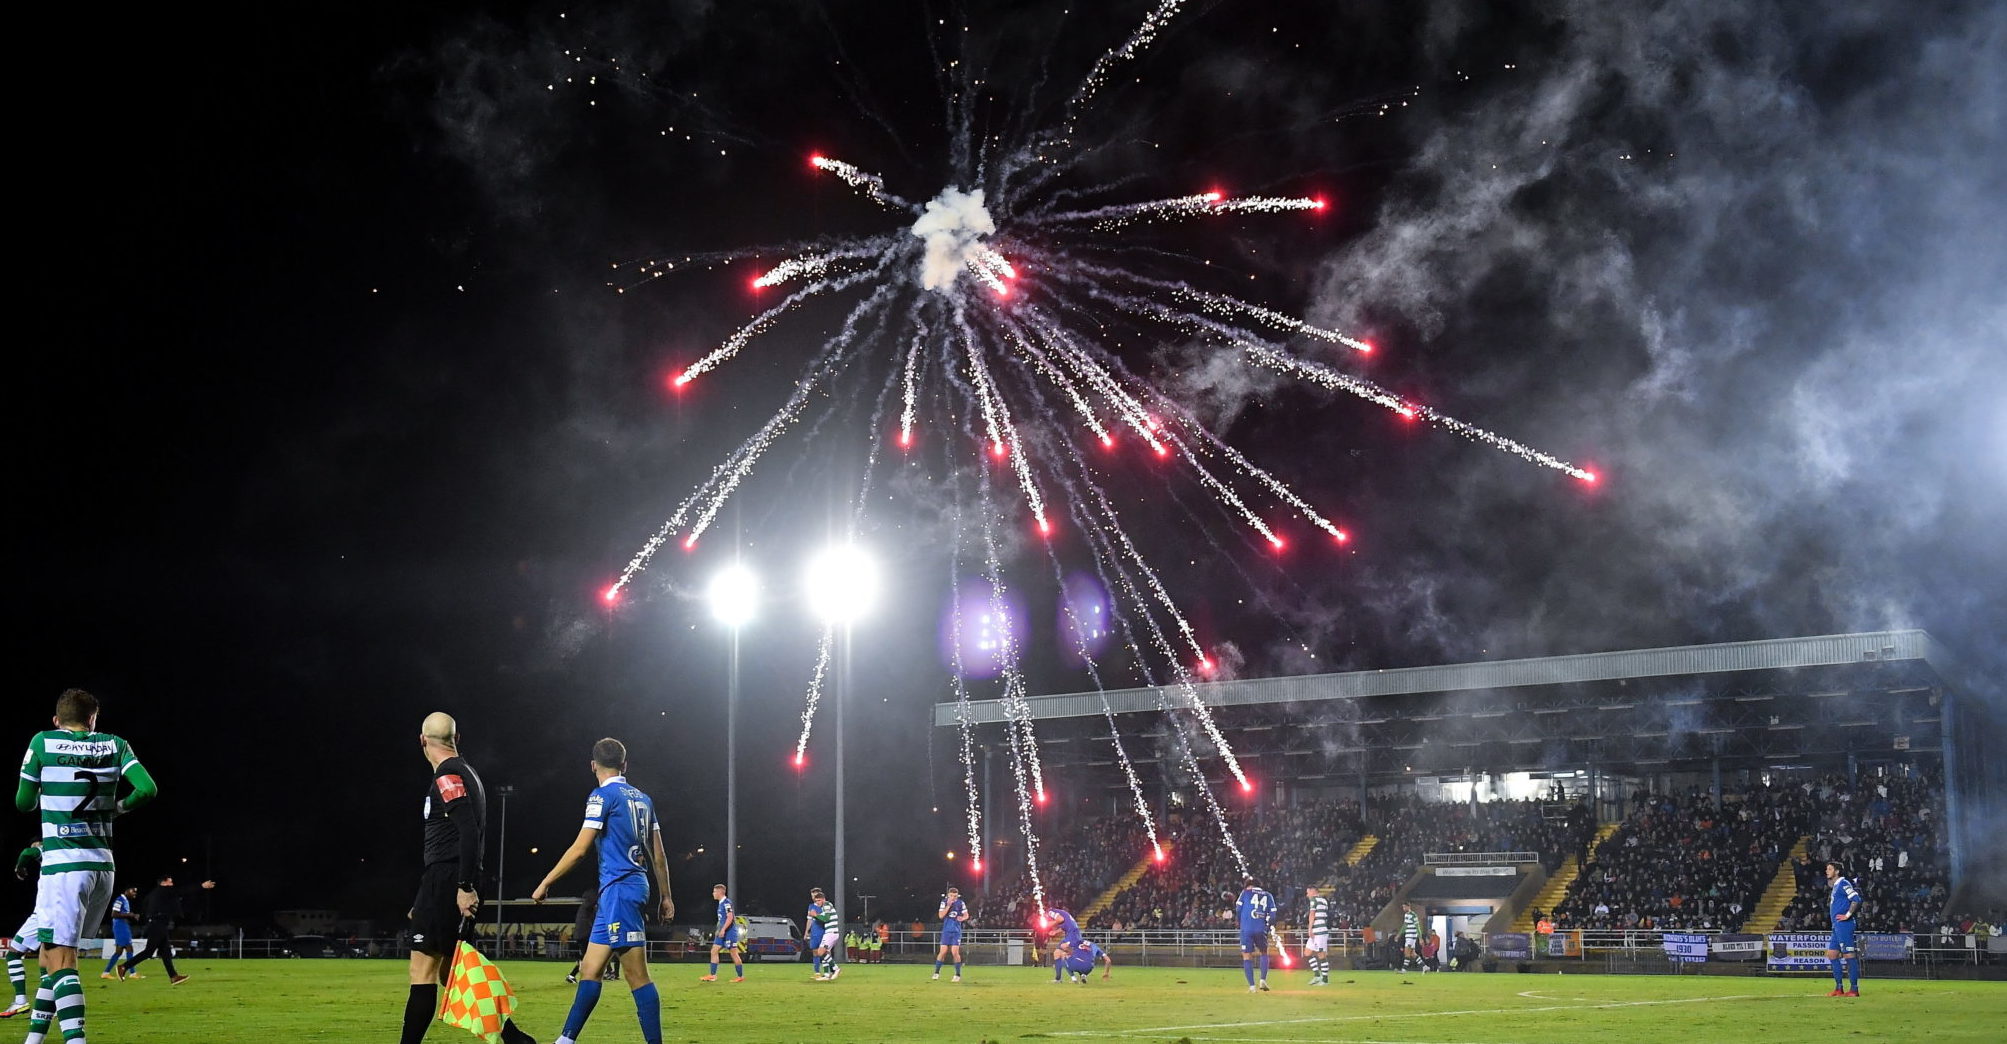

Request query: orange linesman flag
[{"left": 438, "top": 941, "right": 519, "bottom": 1043}]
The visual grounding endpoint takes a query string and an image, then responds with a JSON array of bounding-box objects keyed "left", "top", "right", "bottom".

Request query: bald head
[
  {"left": 422, "top": 712, "right": 458, "bottom": 745},
  {"left": 420, "top": 713, "right": 459, "bottom": 767}
]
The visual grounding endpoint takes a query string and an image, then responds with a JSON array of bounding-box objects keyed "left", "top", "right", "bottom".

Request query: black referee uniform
[
  {"left": 410, "top": 754, "right": 486, "bottom": 956},
  {"left": 401, "top": 748, "right": 534, "bottom": 1044}
]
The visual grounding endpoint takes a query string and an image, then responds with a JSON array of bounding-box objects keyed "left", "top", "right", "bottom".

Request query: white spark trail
[
  {"left": 1244, "top": 342, "right": 1595, "bottom": 480},
  {"left": 808, "top": 155, "right": 913, "bottom": 210},
  {"left": 793, "top": 625, "right": 835, "bottom": 760}
]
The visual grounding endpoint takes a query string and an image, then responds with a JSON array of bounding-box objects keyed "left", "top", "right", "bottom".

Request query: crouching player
[{"left": 1052, "top": 939, "right": 1112, "bottom": 983}]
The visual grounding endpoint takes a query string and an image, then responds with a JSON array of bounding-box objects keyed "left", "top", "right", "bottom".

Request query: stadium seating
[
  {"left": 1774, "top": 772, "right": 1951, "bottom": 933},
  {"left": 1552, "top": 783, "right": 1812, "bottom": 931}
]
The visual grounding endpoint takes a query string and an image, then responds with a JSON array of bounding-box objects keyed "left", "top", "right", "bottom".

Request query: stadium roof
[{"left": 932, "top": 630, "right": 1953, "bottom": 727}]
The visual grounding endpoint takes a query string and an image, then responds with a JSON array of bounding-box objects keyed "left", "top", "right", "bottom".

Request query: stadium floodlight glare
[
  {"left": 805, "top": 543, "right": 880, "bottom": 624},
  {"left": 707, "top": 563, "right": 759, "bottom": 628}
]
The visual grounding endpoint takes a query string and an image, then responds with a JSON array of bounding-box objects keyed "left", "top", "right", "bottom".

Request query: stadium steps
[
  {"left": 1080, "top": 848, "right": 1162, "bottom": 923},
  {"left": 1509, "top": 822, "right": 1620, "bottom": 931},
  {"left": 1745, "top": 835, "right": 1811, "bottom": 930},
  {"left": 1341, "top": 835, "right": 1378, "bottom": 867}
]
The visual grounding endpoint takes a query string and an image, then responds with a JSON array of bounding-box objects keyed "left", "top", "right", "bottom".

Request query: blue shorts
[
  {"left": 941, "top": 925, "right": 963, "bottom": 947},
  {"left": 1240, "top": 930, "right": 1269, "bottom": 953},
  {"left": 716, "top": 926, "right": 741, "bottom": 946},
  {"left": 590, "top": 879, "right": 650, "bottom": 950},
  {"left": 113, "top": 927, "right": 133, "bottom": 948},
  {"left": 1059, "top": 951, "right": 1095, "bottom": 973},
  {"left": 1829, "top": 924, "right": 1857, "bottom": 955},
  {"left": 810, "top": 928, "right": 826, "bottom": 951}
]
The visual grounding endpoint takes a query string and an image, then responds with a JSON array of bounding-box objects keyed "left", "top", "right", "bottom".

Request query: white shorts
[
  {"left": 1402, "top": 933, "right": 1418, "bottom": 950},
  {"left": 9, "top": 910, "right": 44, "bottom": 954},
  {"left": 35, "top": 870, "right": 115, "bottom": 950},
  {"left": 1305, "top": 934, "right": 1328, "bottom": 952}
]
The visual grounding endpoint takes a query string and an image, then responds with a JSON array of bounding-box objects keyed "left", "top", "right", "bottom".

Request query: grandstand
[{"left": 936, "top": 630, "right": 2006, "bottom": 973}]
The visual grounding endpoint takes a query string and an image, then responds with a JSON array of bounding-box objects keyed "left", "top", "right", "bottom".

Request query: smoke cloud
[{"left": 912, "top": 187, "right": 996, "bottom": 292}]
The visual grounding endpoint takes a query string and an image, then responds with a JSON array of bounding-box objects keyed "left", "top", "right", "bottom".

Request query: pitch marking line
[{"left": 1051, "top": 994, "right": 1766, "bottom": 1038}]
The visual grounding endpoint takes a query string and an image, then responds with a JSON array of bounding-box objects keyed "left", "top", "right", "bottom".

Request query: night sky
[{"left": 16, "top": 0, "right": 2005, "bottom": 930}]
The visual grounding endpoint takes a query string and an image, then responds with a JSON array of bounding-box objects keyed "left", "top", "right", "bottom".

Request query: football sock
[
  {"left": 51, "top": 969, "right": 83, "bottom": 1043},
  {"left": 954, "top": 961, "right": 962, "bottom": 976},
  {"left": 709, "top": 960, "right": 719, "bottom": 975},
  {"left": 632, "top": 982, "right": 662, "bottom": 1044},
  {"left": 1830, "top": 957, "right": 1843, "bottom": 988},
  {"left": 934, "top": 959, "right": 943, "bottom": 974},
  {"left": 398, "top": 983, "right": 438, "bottom": 1044},
  {"left": 24, "top": 972, "right": 54, "bottom": 1044},
  {"left": 7, "top": 954, "right": 23, "bottom": 1003},
  {"left": 1242, "top": 958, "right": 1255, "bottom": 986},
  {"left": 1257, "top": 954, "right": 1269, "bottom": 981},
  {"left": 1847, "top": 957, "right": 1859, "bottom": 990},
  {"left": 498, "top": 1018, "right": 536, "bottom": 1044},
  {"left": 562, "top": 979, "right": 602, "bottom": 1040}
]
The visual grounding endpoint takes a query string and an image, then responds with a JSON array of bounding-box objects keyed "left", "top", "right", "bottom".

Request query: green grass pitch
[{"left": 42, "top": 959, "right": 2001, "bottom": 1043}]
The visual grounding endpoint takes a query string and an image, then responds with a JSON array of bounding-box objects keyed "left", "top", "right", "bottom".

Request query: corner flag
[{"left": 438, "top": 941, "right": 519, "bottom": 1043}]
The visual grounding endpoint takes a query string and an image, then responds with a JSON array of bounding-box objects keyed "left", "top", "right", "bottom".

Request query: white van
[{"left": 739, "top": 916, "right": 804, "bottom": 961}]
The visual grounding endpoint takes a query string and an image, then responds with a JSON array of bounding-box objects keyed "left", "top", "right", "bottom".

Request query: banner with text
[
  {"left": 1710, "top": 934, "right": 1763, "bottom": 961},
  {"left": 1436, "top": 867, "right": 1517, "bottom": 877},
  {"left": 1862, "top": 934, "right": 1911, "bottom": 961},
  {"left": 1662, "top": 932, "right": 1710, "bottom": 963},
  {"left": 1488, "top": 932, "right": 1533, "bottom": 960},
  {"left": 1767, "top": 933, "right": 1831, "bottom": 969}
]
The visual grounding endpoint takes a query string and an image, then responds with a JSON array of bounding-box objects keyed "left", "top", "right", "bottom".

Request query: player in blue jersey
[
  {"left": 99, "top": 886, "right": 138, "bottom": 980},
  {"left": 1824, "top": 860, "right": 1862, "bottom": 997},
  {"left": 701, "top": 884, "right": 744, "bottom": 982},
  {"left": 1236, "top": 877, "right": 1277, "bottom": 992},
  {"left": 1052, "top": 938, "right": 1112, "bottom": 983},
  {"left": 532, "top": 738, "right": 675, "bottom": 1044},
  {"left": 1048, "top": 907, "right": 1083, "bottom": 948},
  {"left": 933, "top": 887, "right": 969, "bottom": 981}
]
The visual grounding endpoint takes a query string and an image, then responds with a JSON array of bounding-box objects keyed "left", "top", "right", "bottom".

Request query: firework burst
[{"left": 602, "top": 2, "right": 1594, "bottom": 899}]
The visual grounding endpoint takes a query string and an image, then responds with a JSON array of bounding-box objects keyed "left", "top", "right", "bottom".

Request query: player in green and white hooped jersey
[
  {"left": 1399, "top": 902, "right": 1421, "bottom": 973},
  {"left": 4, "top": 843, "right": 44, "bottom": 1018},
  {"left": 1303, "top": 887, "right": 1330, "bottom": 985},
  {"left": 16, "top": 688, "right": 157, "bottom": 1044},
  {"left": 807, "top": 888, "right": 840, "bottom": 980}
]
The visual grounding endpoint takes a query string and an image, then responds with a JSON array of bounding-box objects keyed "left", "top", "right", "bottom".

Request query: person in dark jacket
[{"left": 118, "top": 875, "right": 215, "bottom": 983}]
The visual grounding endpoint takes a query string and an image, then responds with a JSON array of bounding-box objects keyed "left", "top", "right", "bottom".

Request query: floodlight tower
[{"left": 805, "top": 543, "right": 880, "bottom": 935}]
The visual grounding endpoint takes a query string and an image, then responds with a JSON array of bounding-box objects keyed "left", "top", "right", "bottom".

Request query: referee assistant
[{"left": 401, "top": 713, "right": 534, "bottom": 1044}]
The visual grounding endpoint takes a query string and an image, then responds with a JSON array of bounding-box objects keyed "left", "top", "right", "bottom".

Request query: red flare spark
[
  {"left": 1267, "top": 533, "right": 1285, "bottom": 550},
  {"left": 1334, "top": 530, "right": 1350, "bottom": 544},
  {"left": 672, "top": 372, "right": 693, "bottom": 388},
  {"left": 682, "top": 534, "right": 699, "bottom": 551},
  {"left": 808, "top": 154, "right": 825, "bottom": 168},
  {"left": 1035, "top": 791, "right": 1048, "bottom": 806},
  {"left": 1358, "top": 340, "right": 1374, "bottom": 354},
  {"left": 1153, "top": 443, "right": 1169, "bottom": 458},
  {"left": 1152, "top": 849, "right": 1166, "bottom": 864},
  {"left": 972, "top": 859, "right": 983, "bottom": 872},
  {"left": 792, "top": 753, "right": 805, "bottom": 769},
  {"left": 1312, "top": 197, "right": 1328, "bottom": 210},
  {"left": 601, "top": 585, "right": 621, "bottom": 605},
  {"left": 1240, "top": 779, "right": 1254, "bottom": 794},
  {"left": 1038, "top": 518, "right": 1052, "bottom": 536},
  {"left": 1580, "top": 470, "right": 1599, "bottom": 484},
  {"left": 991, "top": 441, "right": 1007, "bottom": 459},
  {"left": 898, "top": 430, "right": 913, "bottom": 449},
  {"left": 1100, "top": 434, "right": 1114, "bottom": 448}
]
